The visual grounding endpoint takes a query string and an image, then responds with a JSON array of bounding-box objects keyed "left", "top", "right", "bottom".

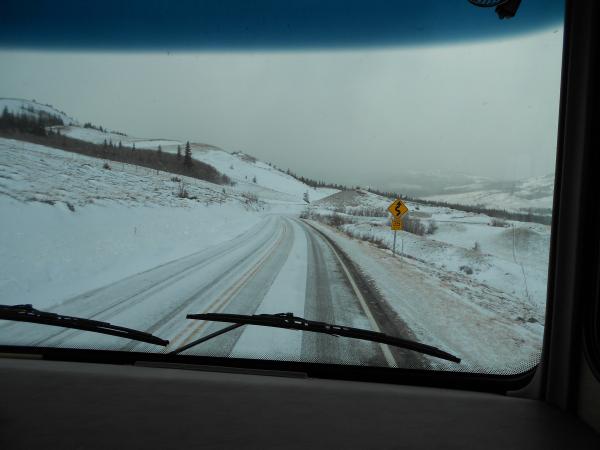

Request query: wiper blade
[
  {"left": 0, "top": 304, "right": 168, "bottom": 346},
  {"left": 171, "top": 312, "right": 460, "bottom": 363}
]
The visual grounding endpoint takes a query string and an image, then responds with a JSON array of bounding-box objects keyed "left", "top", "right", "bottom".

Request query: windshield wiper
[
  {"left": 170, "top": 312, "right": 460, "bottom": 363},
  {"left": 0, "top": 304, "right": 168, "bottom": 346}
]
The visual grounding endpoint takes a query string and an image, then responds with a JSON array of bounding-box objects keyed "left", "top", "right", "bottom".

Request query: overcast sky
[{"left": 0, "top": 27, "right": 563, "bottom": 186}]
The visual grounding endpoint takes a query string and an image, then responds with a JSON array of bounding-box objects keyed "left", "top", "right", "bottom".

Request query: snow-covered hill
[
  {"left": 42, "top": 120, "right": 336, "bottom": 204},
  {"left": 55, "top": 125, "right": 181, "bottom": 151},
  {"left": 0, "top": 98, "right": 77, "bottom": 126},
  {"left": 2, "top": 98, "right": 337, "bottom": 204},
  {"left": 54, "top": 127, "right": 337, "bottom": 204}
]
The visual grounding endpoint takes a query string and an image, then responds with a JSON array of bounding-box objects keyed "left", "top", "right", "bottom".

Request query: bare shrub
[
  {"left": 426, "top": 221, "right": 438, "bottom": 235},
  {"left": 460, "top": 265, "right": 473, "bottom": 275},
  {"left": 102, "top": 162, "right": 111, "bottom": 170},
  {"left": 177, "top": 182, "right": 189, "bottom": 198},
  {"left": 241, "top": 192, "right": 258, "bottom": 204},
  {"left": 343, "top": 228, "right": 388, "bottom": 249},
  {"left": 362, "top": 233, "right": 387, "bottom": 249},
  {"left": 403, "top": 216, "right": 426, "bottom": 236},
  {"left": 490, "top": 218, "right": 507, "bottom": 227},
  {"left": 303, "top": 211, "right": 354, "bottom": 228},
  {"left": 328, "top": 213, "right": 347, "bottom": 227},
  {"left": 347, "top": 207, "right": 387, "bottom": 217}
]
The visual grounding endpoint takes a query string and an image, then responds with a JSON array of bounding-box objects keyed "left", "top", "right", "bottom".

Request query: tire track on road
[
  {"left": 297, "top": 219, "right": 395, "bottom": 367},
  {"left": 300, "top": 219, "right": 428, "bottom": 369}
]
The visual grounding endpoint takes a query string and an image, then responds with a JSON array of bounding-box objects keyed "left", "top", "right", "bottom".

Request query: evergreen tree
[
  {"left": 183, "top": 141, "right": 193, "bottom": 169},
  {"left": 132, "top": 142, "right": 136, "bottom": 152},
  {"left": 176, "top": 145, "right": 181, "bottom": 159},
  {"left": 1, "top": 106, "right": 9, "bottom": 125},
  {"left": 157, "top": 145, "right": 162, "bottom": 159}
]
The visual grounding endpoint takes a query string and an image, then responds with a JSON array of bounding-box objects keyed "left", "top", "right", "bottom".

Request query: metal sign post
[{"left": 388, "top": 199, "right": 409, "bottom": 260}]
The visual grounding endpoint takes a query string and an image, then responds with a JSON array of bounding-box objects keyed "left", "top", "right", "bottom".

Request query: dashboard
[{"left": 1, "top": 357, "right": 599, "bottom": 449}]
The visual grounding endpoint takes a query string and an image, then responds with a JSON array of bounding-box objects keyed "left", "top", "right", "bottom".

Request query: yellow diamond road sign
[
  {"left": 387, "top": 199, "right": 408, "bottom": 218},
  {"left": 391, "top": 217, "right": 403, "bottom": 231}
]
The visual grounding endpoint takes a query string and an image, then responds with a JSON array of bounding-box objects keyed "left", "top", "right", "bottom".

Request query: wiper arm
[
  {"left": 0, "top": 304, "right": 168, "bottom": 346},
  {"left": 171, "top": 312, "right": 460, "bottom": 363}
]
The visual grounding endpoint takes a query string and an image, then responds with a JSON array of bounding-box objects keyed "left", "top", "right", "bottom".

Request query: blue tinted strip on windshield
[{"left": 0, "top": 0, "right": 563, "bottom": 50}]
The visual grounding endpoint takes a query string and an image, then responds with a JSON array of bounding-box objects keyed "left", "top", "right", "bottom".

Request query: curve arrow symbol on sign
[{"left": 387, "top": 199, "right": 408, "bottom": 218}]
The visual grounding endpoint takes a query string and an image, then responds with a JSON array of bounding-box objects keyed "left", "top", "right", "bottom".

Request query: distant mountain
[
  {"left": 422, "top": 173, "right": 554, "bottom": 213},
  {"left": 372, "top": 169, "right": 495, "bottom": 198},
  {"left": 367, "top": 167, "right": 553, "bottom": 213}
]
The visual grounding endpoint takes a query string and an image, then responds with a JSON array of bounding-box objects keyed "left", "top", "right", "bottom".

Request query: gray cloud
[{"left": 0, "top": 27, "right": 562, "bottom": 189}]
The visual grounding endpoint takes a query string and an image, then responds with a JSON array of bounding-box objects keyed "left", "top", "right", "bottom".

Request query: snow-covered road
[{"left": 0, "top": 215, "right": 415, "bottom": 367}]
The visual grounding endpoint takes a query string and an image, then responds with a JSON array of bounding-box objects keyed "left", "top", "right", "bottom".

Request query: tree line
[
  {"left": 284, "top": 168, "right": 350, "bottom": 190},
  {"left": 0, "top": 106, "right": 64, "bottom": 135}
]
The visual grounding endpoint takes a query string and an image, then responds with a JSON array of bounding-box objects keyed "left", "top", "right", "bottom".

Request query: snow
[
  {"left": 57, "top": 125, "right": 181, "bottom": 150},
  {"left": 361, "top": 225, "right": 545, "bottom": 312},
  {"left": 230, "top": 219, "right": 308, "bottom": 360},
  {"left": 0, "top": 197, "right": 264, "bottom": 309},
  {"left": 197, "top": 147, "right": 338, "bottom": 203},
  {"left": 0, "top": 139, "right": 236, "bottom": 207}
]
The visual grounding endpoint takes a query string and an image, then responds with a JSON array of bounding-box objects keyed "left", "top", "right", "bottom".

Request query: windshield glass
[{"left": 0, "top": 0, "right": 564, "bottom": 373}]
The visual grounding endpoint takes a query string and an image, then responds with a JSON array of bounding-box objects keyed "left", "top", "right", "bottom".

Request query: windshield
[{"left": 0, "top": 0, "right": 564, "bottom": 373}]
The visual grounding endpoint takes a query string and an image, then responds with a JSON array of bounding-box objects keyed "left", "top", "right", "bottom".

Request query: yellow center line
[{"left": 167, "top": 222, "right": 288, "bottom": 351}]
